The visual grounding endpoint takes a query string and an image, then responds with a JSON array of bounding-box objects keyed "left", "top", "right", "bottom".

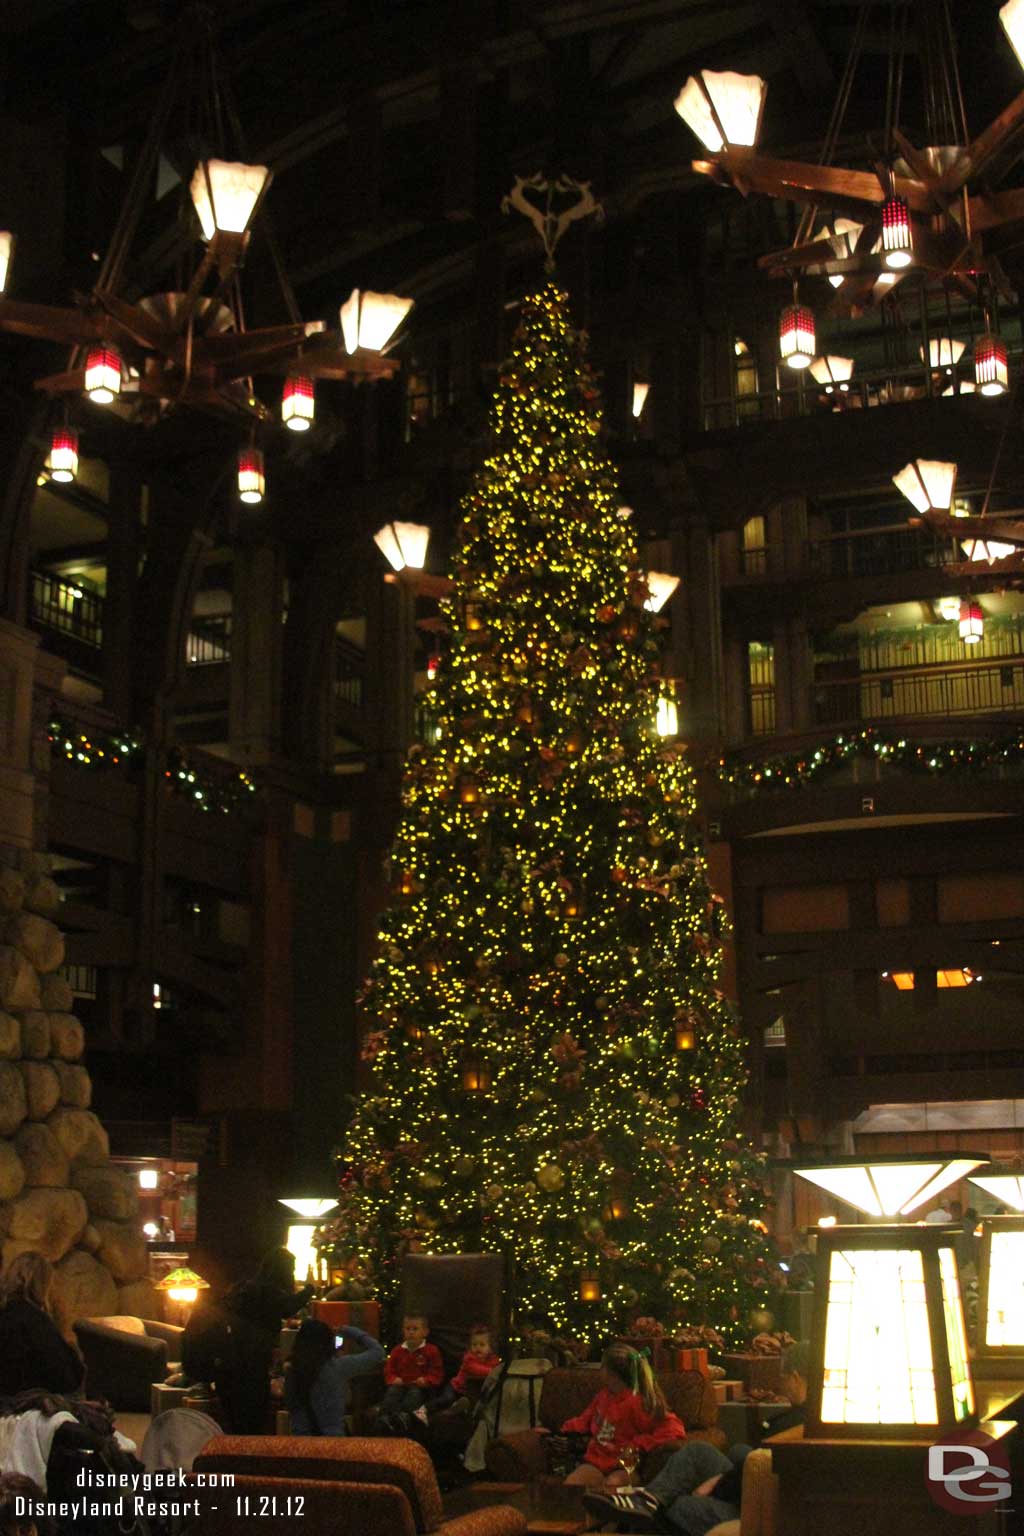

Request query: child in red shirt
[
  {"left": 451, "top": 1323, "right": 501, "bottom": 1398},
  {"left": 379, "top": 1314, "right": 444, "bottom": 1426},
  {"left": 548, "top": 1343, "right": 685, "bottom": 1487}
]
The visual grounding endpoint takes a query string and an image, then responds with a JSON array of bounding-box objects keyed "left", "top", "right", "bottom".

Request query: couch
[
  {"left": 484, "top": 1367, "right": 724, "bottom": 1482},
  {"left": 707, "top": 1447, "right": 778, "bottom": 1536},
  {"left": 192, "top": 1435, "right": 526, "bottom": 1536},
  {"left": 73, "top": 1315, "right": 184, "bottom": 1411}
]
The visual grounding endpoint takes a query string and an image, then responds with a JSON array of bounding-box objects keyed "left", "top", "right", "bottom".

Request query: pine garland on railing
[
  {"left": 48, "top": 715, "right": 257, "bottom": 814},
  {"left": 716, "top": 726, "right": 1024, "bottom": 794},
  {"left": 47, "top": 717, "right": 142, "bottom": 768}
]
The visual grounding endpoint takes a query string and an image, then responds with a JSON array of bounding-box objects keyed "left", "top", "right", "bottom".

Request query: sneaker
[
  {"left": 582, "top": 1488, "right": 662, "bottom": 1532},
  {"left": 412, "top": 1405, "right": 429, "bottom": 1424}
]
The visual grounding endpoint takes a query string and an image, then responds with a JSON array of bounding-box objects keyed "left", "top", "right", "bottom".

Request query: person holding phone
[{"left": 285, "top": 1319, "right": 385, "bottom": 1436}]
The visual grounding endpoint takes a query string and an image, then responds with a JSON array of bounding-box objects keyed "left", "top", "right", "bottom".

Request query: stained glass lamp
[
  {"left": 805, "top": 1224, "right": 976, "bottom": 1439},
  {"left": 967, "top": 1173, "right": 1024, "bottom": 1377}
]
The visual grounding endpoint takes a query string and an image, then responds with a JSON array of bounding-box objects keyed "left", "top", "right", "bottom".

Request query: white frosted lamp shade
[
  {"left": 0, "top": 231, "right": 12, "bottom": 293},
  {"left": 942, "top": 381, "right": 975, "bottom": 396},
  {"left": 655, "top": 695, "right": 679, "bottom": 737},
  {"left": 632, "top": 381, "right": 650, "bottom": 418},
  {"left": 373, "top": 520, "right": 430, "bottom": 572},
  {"left": 961, "top": 537, "right": 1017, "bottom": 564},
  {"left": 340, "top": 288, "right": 414, "bottom": 354},
  {"left": 85, "top": 345, "right": 122, "bottom": 404},
  {"left": 138, "top": 1168, "right": 159, "bottom": 1190},
  {"left": 959, "top": 599, "right": 984, "bottom": 644},
  {"left": 794, "top": 1156, "right": 988, "bottom": 1218},
  {"left": 674, "top": 70, "right": 767, "bottom": 152},
  {"left": 809, "top": 355, "right": 853, "bottom": 393},
  {"left": 892, "top": 459, "right": 957, "bottom": 515},
  {"left": 48, "top": 427, "right": 79, "bottom": 483},
  {"left": 920, "top": 337, "right": 965, "bottom": 369},
  {"left": 190, "top": 159, "right": 269, "bottom": 240},
  {"left": 970, "top": 1174, "right": 1024, "bottom": 1211},
  {"left": 644, "top": 571, "right": 680, "bottom": 613},
  {"left": 1001, "top": 0, "right": 1024, "bottom": 69},
  {"left": 278, "top": 1197, "right": 338, "bottom": 1218}
]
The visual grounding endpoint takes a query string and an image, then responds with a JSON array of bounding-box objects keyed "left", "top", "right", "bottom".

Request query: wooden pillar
[
  {"left": 672, "top": 510, "right": 723, "bottom": 743},
  {"left": 364, "top": 575, "right": 415, "bottom": 769},
  {"left": 722, "top": 625, "right": 748, "bottom": 745},
  {"left": 103, "top": 466, "right": 143, "bottom": 717},
  {"left": 0, "top": 619, "right": 43, "bottom": 849},
  {"left": 229, "top": 541, "right": 285, "bottom": 765}
]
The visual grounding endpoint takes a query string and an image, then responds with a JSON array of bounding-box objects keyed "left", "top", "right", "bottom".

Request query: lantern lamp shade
[
  {"left": 340, "top": 288, "right": 414, "bottom": 354},
  {"left": 278, "top": 1197, "right": 338, "bottom": 1218},
  {"left": 0, "top": 231, "right": 12, "bottom": 294},
  {"left": 966, "top": 1214, "right": 1024, "bottom": 1373},
  {"left": 373, "top": 520, "right": 430, "bottom": 572},
  {"left": 644, "top": 571, "right": 680, "bottom": 613},
  {"left": 892, "top": 459, "right": 957, "bottom": 515},
  {"left": 238, "top": 447, "right": 265, "bottom": 505},
  {"left": 779, "top": 304, "right": 815, "bottom": 369},
  {"left": 793, "top": 1155, "right": 989, "bottom": 1219},
  {"left": 632, "top": 381, "right": 650, "bottom": 418},
  {"left": 282, "top": 375, "right": 315, "bottom": 430},
  {"left": 48, "top": 427, "right": 79, "bottom": 484},
  {"left": 579, "top": 1269, "right": 602, "bottom": 1303},
  {"left": 881, "top": 196, "right": 913, "bottom": 269},
  {"left": 84, "top": 345, "right": 122, "bottom": 405},
  {"left": 959, "top": 599, "right": 984, "bottom": 644},
  {"left": 975, "top": 333, "right": 1009, "bottom": 396},
  {"left": 190, "top": 159, "right": 270, "bottom": 240},
  {"left": 138, "top": 1168, "right": 159, "bottom": 1190},
  {"left": 919, "top": 337, "right": 965, "bottom": 370},
  {"left": 969, "top": 1173, "right": 1024, "bottom": 1211},
  {"left": 806, "top": 1224, "right": 975, "bottom": 1438},
  {"left": 673, "top": 70, "right": 767, "bottom": 152},
  {"left": 961, "top": 536, "right": 1017, "bottom": 564},
  {"left": 655, "top": 694, "right": 679, "bottom": 737},
  {"left": 809, "top": 355, "right": 854, "bottom": 392},
  {"left": 942, "top": 380, "right": 975, "bottom": 396},
  {"left": 155, "top": 1266, "right": 210, "bottom": 1304},
  {"left": 1001, "top": 0, "right": 1024, "bottom": 70}
]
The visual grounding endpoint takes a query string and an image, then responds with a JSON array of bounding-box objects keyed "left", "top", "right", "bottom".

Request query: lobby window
[
  {"left": 734, "top": 337, "right": 760, "bottom": 419},
  {"left": 747, "top": 640, "right": 775, "bottom": 735},
  {"left": 742, "top": 515, "right": 767, "bottom": 574}
]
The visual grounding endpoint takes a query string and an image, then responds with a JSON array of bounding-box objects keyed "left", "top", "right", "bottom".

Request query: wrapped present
[
  {"left": 674, "top": 1347, "right": 709, "bottom": 1377},
  {"left": 722, "top": 1352, "right": 782, "bottom": 1394},
  {"left": 312, "top": 1299, "right": 381, "bottom": 1340},
  {"left": 712, "top": 1379, "right": 744, "bottom": 1404}
]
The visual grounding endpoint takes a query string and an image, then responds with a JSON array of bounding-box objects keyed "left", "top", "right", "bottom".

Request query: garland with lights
[
  {"left": 717, "top": 727, "right": 1024, "bottom": 794},
  {"left": 47, "top": 717, "right": 257, "bottom": 814},
  {"left": 328, "top": 284, "right": 777, "bottom": 1339}
]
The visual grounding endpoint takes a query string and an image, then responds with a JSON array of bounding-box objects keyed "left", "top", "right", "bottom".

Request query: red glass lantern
[
  {"left": 48, "top": 427, "right": 79, "bottom": 483},
  {"left": 975, "top": 334, "right": 1008, "bottom": 397},
  {"left": 84, "top": 345, "right": 122, "bottom": 404},
  {"left": 282, "top": 374, "right": 315, "bottom": 431},
  {"left": 959, "top": 599, "right": 984, "bottom": 645},
  {"left": 779, "top": 304, "right": 815, "bottom": 369},
  {"left": 238, "top": 446, "right": 265, "bottom": 505},
  {"left": 881, "top": 196, "right": 912, "bottom": 269}
]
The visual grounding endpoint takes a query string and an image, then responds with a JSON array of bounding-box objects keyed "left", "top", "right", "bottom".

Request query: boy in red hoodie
[{"left": 379, "top": 1313, "right": 444, "bottom": 1426}]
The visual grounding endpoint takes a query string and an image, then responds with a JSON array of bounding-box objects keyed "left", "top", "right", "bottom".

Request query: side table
[{"left": 150, "top": 1381, "right": 192, "bottom": 1417}]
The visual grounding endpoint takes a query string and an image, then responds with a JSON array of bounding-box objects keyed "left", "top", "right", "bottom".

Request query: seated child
[
  {"left": 543, "top": 1343, "right": 685, "bottom": 1488},
  {"left": 421, "top": 1322, "right": 501, "bottom": 1418},
  {"left": 379, "top": 1313, "right": 444, "bottom": 1428}
]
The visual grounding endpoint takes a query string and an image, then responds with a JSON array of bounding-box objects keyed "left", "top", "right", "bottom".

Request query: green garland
[
  {"left": 48, "top": 716, "right": 257, "bottom": 815},
  {"left": 717, "top": 726, "right": 1024, "bottom": 793}
]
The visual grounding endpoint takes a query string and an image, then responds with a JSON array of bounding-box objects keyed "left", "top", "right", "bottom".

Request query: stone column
[{"left": 229, "top": 541, "right": 285, "bottom": 764}]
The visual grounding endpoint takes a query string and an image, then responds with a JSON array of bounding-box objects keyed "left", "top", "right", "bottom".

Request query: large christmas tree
[{"left": 331, "top": 284, "right": 776, "bottom": 1338}]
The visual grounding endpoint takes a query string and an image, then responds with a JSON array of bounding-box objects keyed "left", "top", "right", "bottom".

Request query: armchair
[
  {"left": 707, "top": 1448, "right": 778, "bottom": 1536},
  {"left": 484, "top": 1368, "right": 724, "bottom": 1483},
  {"left": 73, "top": 1315, "right": 184, "bottom": 1411},
  {"left": 192, "top": 1435, "right": 526, "bottom": 1536}
]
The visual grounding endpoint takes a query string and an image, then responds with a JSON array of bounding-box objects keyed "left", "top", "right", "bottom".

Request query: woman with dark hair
[
  {"left": 0, "top": 1253, "right": 84, "bottom": 1398},
  {"left": 285, "top": 1319, "right": 385, "bottom": 1436}
]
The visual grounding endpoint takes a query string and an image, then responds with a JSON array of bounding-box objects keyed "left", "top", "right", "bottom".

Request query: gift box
[
  {"left": 674, "top": 1347, "right": 709, "bottom": 1377},
  {"left": 712, "top": 1379, "right": 744, "bottom": 1404},
  {"left": 312, "top": 1300, "right": 381, "bottom": 1340},
  {"left": 722, "top": 1352, "right": 782, "bottom": 1394}
]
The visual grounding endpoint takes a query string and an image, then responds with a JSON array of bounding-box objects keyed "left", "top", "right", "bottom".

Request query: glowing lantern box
[
  {"left": 279, "top": 1197, "right": 337, "bottom": 1283},
  {"left": 967, "top": 1174, "right": 1024, "bottom": 1377},
  {"left": 805, "top": 1225, "right": 976, "bottom": 1440}
]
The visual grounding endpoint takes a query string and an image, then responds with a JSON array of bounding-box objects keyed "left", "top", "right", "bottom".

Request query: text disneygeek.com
[{"left": 13, "top": 1468, "right": 256, "bottom": 1525}]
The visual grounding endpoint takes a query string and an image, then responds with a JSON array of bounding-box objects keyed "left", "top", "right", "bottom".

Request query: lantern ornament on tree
[
  {"left": 778, "top": 304, "right": 815, "bottom": 370},
  {"left": 579, "top": 1267, "right": 602, "bottom": 1303},
  {"left": 282, "top": 374, "right": 315, "bottom": 431},
  {"left": 238, "top": 446, "right": 265, "bottom": 505},
  {"left": 190, "top": 159, "right": 270, "bottom": 242},
  {"left": 48, "top": 427, "right": 79, "bottom": 484},
  {"left": 373, "top": 521, "right": 430, "bottom": 573},
  {"left": 461, "top": 1053, "right": 492, "bottom": 1093},
  {"left": 975, "top": 333, "right": 1009, "bottom": 396},
  {"left": 959, "top": 598, "right": 984, "bottom": 645},
  {"left": 892, "top": 459, "right": 957, "bottom": 516},
  {"left": 340, "top": 289, "right": 414, "bottom": 355},
  {"left": 0, "top": 230, "right": 14, "bottom": 294},
  {"left": 605, "top": 1196, "right": 630, "bottom": 1222},
  {"left": 881, "top": 196, "right": 913, "bottom": 269},
  {"left": 674, "top": 70, "right": 767, "bottom": 152},
  {"left": 84, "top": 345, "right": 122, "bottom": 405},
  {"left": 674, "top": 1011, "right": 699, "bottom": 1051}
]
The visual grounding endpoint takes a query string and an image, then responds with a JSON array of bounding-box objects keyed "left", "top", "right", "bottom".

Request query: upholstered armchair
[
  {"left": 484, "top": 1367, "right": 724, "bottom": 1482},
  {"left": 73, "top": 1315, "right": 184, "bottom": 1411},
  {"left": 707, "top": 1448, "right": 778, "bottom": 1536}
]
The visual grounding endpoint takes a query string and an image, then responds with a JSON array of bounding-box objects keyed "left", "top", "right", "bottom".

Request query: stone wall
[{"left": 0, "top": 847, "right": 158, "bottom": 1320}]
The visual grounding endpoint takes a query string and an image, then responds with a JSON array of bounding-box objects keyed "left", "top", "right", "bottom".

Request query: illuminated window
[
  {"left": 747, "top": 640, "right": 775, "bottom": 735},
  {"left": 734, "top": 337, "right": 760, "bottom": 420},
  {"left": 742, "top": 515, "right": 767, "bottom": 575}
]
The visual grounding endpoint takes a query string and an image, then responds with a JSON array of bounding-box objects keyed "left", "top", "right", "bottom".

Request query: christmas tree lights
[{"left": 331, "top": 285, "right": 775, "bottom": 1336}]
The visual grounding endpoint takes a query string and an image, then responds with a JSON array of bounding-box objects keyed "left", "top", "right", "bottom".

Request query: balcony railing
[
  {"left": 31, "top": 570, "right": 104, "bottom": 647},
  {"left": 186, "top": 612, "right": 232, "bottom": 666},
  {"left": 811, "top": 657, "right": 1024, "bottom": 727},
  {"left": 730, "top": 524, "right": 958, "bottom": 584},
  {"left": 334, "top": 637, "right": 365, "bottom": 710}
]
